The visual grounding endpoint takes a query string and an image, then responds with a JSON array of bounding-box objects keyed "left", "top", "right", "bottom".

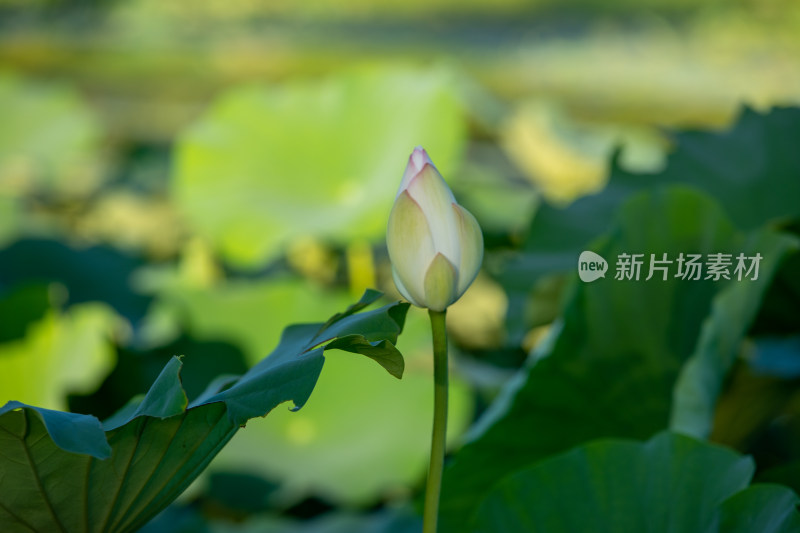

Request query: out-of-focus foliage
[
  {"left": 497, "top": 106, "right": 800, "bottom": 340},
  {"left": 502, "top": 100, "right": 666, "bottom": 203},
  {"left": 0, "top": 239, "right": 152, "bottom": 324},
  {"left": 141, "top": 506, "right": 421, "bottom": 533},
  {"left": 499, "top": 107, "right": 800, "bottom": 289},
  {"left": 0, "top": 299, "right": 119, "bottom": 410},
  {"left": 0, "top": 72, "right": 105, "bottom": 199},
  {"left": 173, "top": 67, "right": 465, "bottom": 268},
  {"left": 1, "top": 0, "right": 800, "bottom": 530}
]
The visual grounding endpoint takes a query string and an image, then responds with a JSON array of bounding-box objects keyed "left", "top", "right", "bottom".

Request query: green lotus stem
[{"left": 423, "top": 308, "right": 448, "bottom": 533}]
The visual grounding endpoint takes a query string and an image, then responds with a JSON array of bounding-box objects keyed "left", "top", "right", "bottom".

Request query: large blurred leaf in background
[
  {"left": 0, "top": 239, "right": 152, "bottom": 325},
  {"left": 0, "top": 196, "right": 22, "bottom": 248},
  {"left": 670, "top": 238, "right": 799, "bottom": 439},
  {"left": 0, "top": 300, "right": 119, "bottom": 411},
  {"left": 141, "top": 277, "right": 351, "bottom": 365},
  {"left": 173, "top": 67, "right": 466, "bottom": 268},
  {"left": 0, "top": 239, "right": 152, "bottom": 421},
  {"left": 502, "top": 99, "right": 666, "bottom": 204},
  {"left": 0, "top": 244, "right": 129, "bottom": 416},
  {"left": 0, "top": 72, "right": 105, "bottom": 198}
]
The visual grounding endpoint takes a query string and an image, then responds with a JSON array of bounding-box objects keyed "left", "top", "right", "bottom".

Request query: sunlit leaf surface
[
  {"left": 0, "top": 73, "right": 104, "bottom": 198},
  {"left": 173, "top": 67, "right": 466, "bottom": 267},
  {"left": 0, "top": 302, "right": 119, "bottom": 411}
]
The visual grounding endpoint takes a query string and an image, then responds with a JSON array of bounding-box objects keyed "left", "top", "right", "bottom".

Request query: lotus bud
[{"left": 387, "top": 147, "right": 483, "bottom": 311}]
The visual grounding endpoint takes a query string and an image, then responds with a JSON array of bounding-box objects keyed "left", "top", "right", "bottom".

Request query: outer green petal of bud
[{"left": 423, "top": 253, "right": 458, "bottom": 312}]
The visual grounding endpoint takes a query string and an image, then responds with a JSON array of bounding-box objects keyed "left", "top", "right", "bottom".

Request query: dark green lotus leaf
[
  {"left": 719, "top": 484, "right": 800, "bottom": 533},
  {"left": 101, "top": 355, "right": 188, "bottom": 431},
  {"left": 0, "top": 239, "right": 151, "bottom": 325},
  {"left": 440, "top": 188, "right": 796, "bottom": 532},
  {"left": 0, "top": 290, "right": 408, "bottom": 533},
  {"left": 0, "top": 283, "right": 51, "bottom": 344},
  {"left": 671, "top": 233, "right": 799, "bottom": 438},
  {"left": 0, "top": 401, "right": 111, "bottom": 458},
  {"left": 470, "top": 431, "right": 799, "bottom": 533}
]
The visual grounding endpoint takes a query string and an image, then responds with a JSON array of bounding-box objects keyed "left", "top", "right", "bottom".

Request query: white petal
[
  {"left": 396, "top": 146, "right": 435, "bottom": 198},
  {"left": 453, "top": 203, "right": 484, "bottom": 296},
  {"left": 386, "top": 190, "right": 435, "bottom": 305},
  {"left": 406, "top": 163, "right": 459, "bottom": 265}
]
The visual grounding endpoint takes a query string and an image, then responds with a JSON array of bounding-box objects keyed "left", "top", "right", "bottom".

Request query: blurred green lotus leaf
[
  {"left": 502, "top": 99, "right": 666, "bottom": 204},
  {"left": 719, "top": 483, "right": 800, "bottom": 533},
  {"left": 0, "top": 239, "right": 152, "bottom": 326},
  {"left": 0, "top": 300, "right": 120, "bottom": 411},
  {"left": 0, "top": 196, "right": 22, "bottom": 248},
  {"left": 670, "top": 233, "right": 799, "bottom": 439},
  {"left": 173, "top": 67, "right": 466, "bottom": 268},
  {"left": 470, "top": 431, "right": 800, "bottom": 533},
  {"left": 145, "top": 277, "right": 351, "bottom": 365},
  {"left": 0, "top": 72, "right": 104, "bottom": 197}
]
